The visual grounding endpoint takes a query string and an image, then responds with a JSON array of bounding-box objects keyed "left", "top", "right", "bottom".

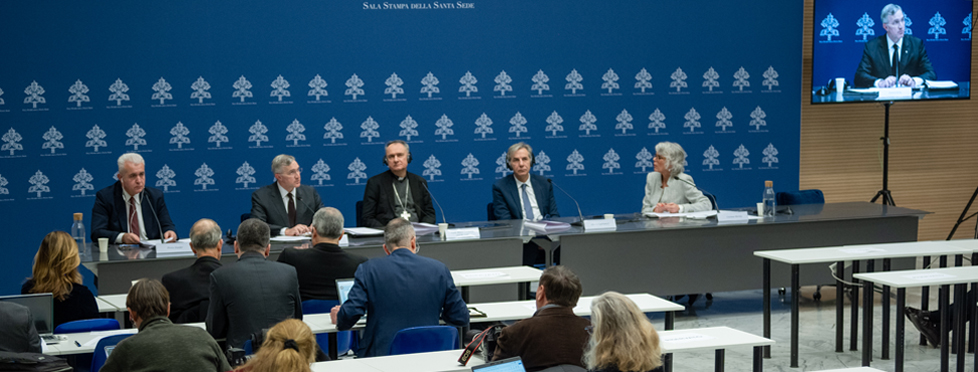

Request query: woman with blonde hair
[
  {"left": 21, "top": 231, "right": 98, "bottom": 327},
  {"left": 236, "top": 319, "right": 318, "bottom": 372},
  {"left": 584, "top": 292, "right": 663, "bottom": 372}
]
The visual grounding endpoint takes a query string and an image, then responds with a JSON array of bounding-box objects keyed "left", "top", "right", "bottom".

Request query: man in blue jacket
[{"left": 331, "top": 218, "right": 469, "bottom": 357}]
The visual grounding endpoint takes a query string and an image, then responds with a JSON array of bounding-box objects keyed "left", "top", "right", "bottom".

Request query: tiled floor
[{"left": 660, "top": 288, "right": 973, "bottom": 371}]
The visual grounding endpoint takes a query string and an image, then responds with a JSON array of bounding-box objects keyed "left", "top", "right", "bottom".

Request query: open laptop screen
[
  {"left": 335, "top": 278, "right": 355, "bottom": 305},
  {"left": 471, "top": 357, "right": 526, "bottom": 372},
  {"left": 0, "top": 293, "right": 54, "bottom": 335}
]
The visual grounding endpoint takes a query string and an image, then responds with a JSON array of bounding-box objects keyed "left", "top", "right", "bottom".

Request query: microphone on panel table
[
  {"left": 672, "top": 176, "right": 719, "bottom": 212},
  {"left": 141, "top": 192, "right": 167, "bottom": 245},
  {"left": 420, "top": 181, "right": 452, "bottom": 227},
  {"left": 547, "top": 179, "right": 585, "bottom": 226}
]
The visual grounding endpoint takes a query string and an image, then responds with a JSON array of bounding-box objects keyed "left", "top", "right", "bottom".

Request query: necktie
[
  {"left": 128, "top": 196, "right": 140, "bottom": 238},
  {"left": 287, "top": 192, "right": 296, "bottom": 227},
  {"left": 521, "top": 184, "right": 534, "bottom": 220},
  {"left": 892, "top": 44, "right": 900, "bottom": 78}
]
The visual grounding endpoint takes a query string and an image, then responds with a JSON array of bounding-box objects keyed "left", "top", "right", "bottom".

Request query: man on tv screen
[{"left": 854, "top": 3, "right": 936, "bottom": 88}]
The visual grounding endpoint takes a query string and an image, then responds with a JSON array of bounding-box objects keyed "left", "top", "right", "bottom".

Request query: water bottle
[
  {"left": 71, "top": 213, "right": 87, "bottom": 252},
  {"left": 762, "top": 181, "right": 776, "bottom": 217}
]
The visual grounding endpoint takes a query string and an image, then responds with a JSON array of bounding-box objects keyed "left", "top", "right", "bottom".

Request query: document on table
[
  {"left": 344, "top": 227, "right": 384, "bottom": 236},
  {"left": 643, "top": 210, "right": 718, "bottom": 219},
  {"left": 270, "top": 234, "right": 311, "bottom": 242},
  {"left": 925, "top": 80, "right": 958, "bottom": 89}
]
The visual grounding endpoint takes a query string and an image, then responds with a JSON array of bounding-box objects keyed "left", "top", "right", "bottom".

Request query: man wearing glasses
[{"left": 251, "top": 154, "right": 323, "bottom": 236}]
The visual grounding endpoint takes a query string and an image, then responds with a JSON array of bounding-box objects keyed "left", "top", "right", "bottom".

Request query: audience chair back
[
  {"left": 776, "top": 189, "right": 825, "bottom": 206},
  {"left": 90, "top": 334, "right": 132, "bottom": 372},
  {"left": 302, "top": 299, "right": 353, "bottom": 355},
  {"left": 55, "top": 318, "right": 120, "bottom": 334},
  {"left": 389, "top": 325, "right": 459, "bottom": 355}
]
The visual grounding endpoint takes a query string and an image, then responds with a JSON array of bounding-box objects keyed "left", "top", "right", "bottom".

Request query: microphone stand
[
  {"left": 420, "top": 181, "right": 450, "bottom": 225},
  {"left": 548, "top": 179, "right": 585, "bottom": 226}
]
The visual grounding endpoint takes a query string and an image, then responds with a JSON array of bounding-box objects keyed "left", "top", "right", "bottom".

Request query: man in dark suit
[
  {"left": 0, "top": 302, "right": 41, "bottom": 353},
  {"left": 251, "top": 154, "right": 323, "bottom": 236},
  {"left": 278, "top": 207, "right": 368, "bottom": 302},
  {"left": 206, "top": 218, "right": 302, "bottom": 348},
  {"left": 492, "top": 142, "right": 559, "bottom": 221},
  {"left": 854, "top": 3, "right": 936, "bottom": 88},
  {"left": 492, "top": 266, "right": 590, "bottom": 372},
  {"left": 161, "top": 218, "right": 223, "bottom": 323},
  {"left": 360, "top": 140, "right": 436, "bottom": 227},
  {"left": 92, "top": 153, "right": 177, "bottom": 244},
  {"left": 330, "top": 218, "right": 469, "bottom": 357}
]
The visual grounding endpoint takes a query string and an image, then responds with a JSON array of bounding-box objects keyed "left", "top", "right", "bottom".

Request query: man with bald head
[
  {"left": 161, "top": 219, "right": 224, "bottom": 323},
  {"left": 278, "top": 207, "right": 368, "bottom": 302}
]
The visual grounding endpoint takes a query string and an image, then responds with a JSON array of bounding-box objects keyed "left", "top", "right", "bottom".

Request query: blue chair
[
  {"left": 243, "top": 339, "right": 255, "bottom": 355},
  {"left": 91, "top": 334, "right": 132, "bottom": 372},
  {"left": 388, "top": 325, "right": 459, "bottom": 356},
  {"left": 55, "top": 318, "right": 120, "bottom": 334},
  {"left": 302, "top": 300, "right": 353, "bottom": 356},
  {"left": 776, "top": 189, "right": 824, "bottom": 206}
]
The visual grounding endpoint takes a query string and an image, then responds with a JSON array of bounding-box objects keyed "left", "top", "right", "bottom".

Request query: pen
[{"left": 74, "top": 341, "right": 81, "bottom": 347}]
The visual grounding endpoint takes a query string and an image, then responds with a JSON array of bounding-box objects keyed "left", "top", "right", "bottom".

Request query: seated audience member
[
  {"left": 251, "top": 154, "right": 323, "bottom": 236},
  {"left": 207, "top": 218, "right": 302, "bottom": 349},
  {"left": 234, "top": 319, "right": 316, "bottom": 372},
  {"left": 0, "top": 302, "right": 41, "bottom": 353},
  {"left": 162, "top": 218, "right": 224, "bottom": 323},
  {"left": 641, "top": 141, "right": 712, "bottom": 214},
  {"left": 278, "top": 207, "right": 368, "bottom": 302},
  {"left": 21, "top": 231, "right": 98, "bottom": 327},
  {"left": 100, "top": 279, "right": 231, "bottom": 372},
  {"left": 584, "top": 292, "right": 663, "bottom": 372},
  {"left": 330, "top": 218, "right": 469, "bottom": 357},
  {"left": 92, "top": 152, "right": 178, "bottom": 244},
  {"left": 492, "top": 265, "right": 590, "bottom": 372}
]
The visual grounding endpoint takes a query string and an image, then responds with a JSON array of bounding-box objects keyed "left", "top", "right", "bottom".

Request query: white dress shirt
[
  {"left": 515, "top": 177, "right": 542, "bottom": 221},
  {"left": 119, "top": 190, "right": 147, "bottom": 243}
]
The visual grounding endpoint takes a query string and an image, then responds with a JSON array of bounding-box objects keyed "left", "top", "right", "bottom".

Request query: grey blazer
[
  {"left": 250, "top": 182, "right": 322, "bottom": 235},
  {"left": 641, "top": 172, "right": 712, "bottom": 214},
  {"left": 206, "top": 252, "right": 302, "bottom": 348}
]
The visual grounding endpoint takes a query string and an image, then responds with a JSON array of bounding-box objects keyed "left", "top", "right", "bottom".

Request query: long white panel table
[
  {"left": 310, "top": 350, "right": 482, "bottom": 372},
  {"left": 854, "top": 266, "right": 978, "bottom": 372},
  {"left": 754, "top": 240, "right": 969, "bottom": 368}
]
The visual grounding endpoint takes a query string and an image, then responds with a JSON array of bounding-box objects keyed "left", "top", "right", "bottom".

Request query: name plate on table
[
  {"left": 445, "top": 227, "right": 481, "bottom": 241},
  {"left": 338, "top": 234, "right": 349, "bottom": 247},
  {"left": 583, "top": 219, "right": 616, "bottom": 231},
  {"left": 877, "top": 87, "right": 912, "bottom": 100},
  {"left": 716, "top": 211, "right": 748, "bottom": 224}
]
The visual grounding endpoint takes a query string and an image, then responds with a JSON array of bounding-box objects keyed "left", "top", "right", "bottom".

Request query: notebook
[
  {"left": 0, "top": 293, "right": 55, "bottom": 339},
  {"left": 472, "top": 357, "right": 526, "bottom": 372}
]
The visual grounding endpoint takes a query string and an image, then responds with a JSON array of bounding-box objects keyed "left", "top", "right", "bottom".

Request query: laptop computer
[
  {"left": 471, "top": 356, "right": 526, "bottom": 372},
  {"left": 335, "top": 278, "right": 355, "bottom": 305},
  {"left": 0, "top": 293, "right": 60, "bottom": 342}
]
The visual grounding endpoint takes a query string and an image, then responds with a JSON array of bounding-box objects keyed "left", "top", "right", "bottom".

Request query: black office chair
[
  {"left": 355, "top": 200, "right": 363, "bottom": 227},
  {"left": 486, "top": 202, "right": 496, "bottom": 221},
  {"left": 240, "top": 213, "right": 251, "bottom": 222}
]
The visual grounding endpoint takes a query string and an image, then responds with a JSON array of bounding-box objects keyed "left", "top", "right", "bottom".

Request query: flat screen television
[{"left": 811, "top": 0, "right": 973, "bottom": 103}]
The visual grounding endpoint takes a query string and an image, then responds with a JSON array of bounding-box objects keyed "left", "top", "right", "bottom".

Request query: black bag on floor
[{"left": 0, "top": 352, "right": 72, "bottom": 372}]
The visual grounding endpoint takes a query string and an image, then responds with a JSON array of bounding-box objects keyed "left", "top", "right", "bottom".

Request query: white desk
[
  {"left": 452, "top": 266, "right": 541, "bottom": 302},
  {"left": 754, "top": 240, "right": 970, "bottom": 367},
  {"left": 812, "top": 368, "right": 886, "bottom": 372},
  {"left": 659, "top": 326, "right": 773, "bottom": 372},
  {"left": 311, "top": 350, "right": 483, "bottom": 372},
  {"left": 854, "top": 266, "right": 978, "bottom": 372}
]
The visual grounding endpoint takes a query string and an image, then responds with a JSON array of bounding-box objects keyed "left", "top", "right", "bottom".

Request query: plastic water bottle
[
  {"left": 71, "top": 213, "right": 87, "bottom": 252},
  {"left": 762, "top": 181, "right": 776, "bottom": 217}
]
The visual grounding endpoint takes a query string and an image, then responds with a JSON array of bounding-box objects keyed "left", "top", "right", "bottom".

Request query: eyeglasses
[{"left": 281, "top": 168, "right": 302, "bottom": 176}]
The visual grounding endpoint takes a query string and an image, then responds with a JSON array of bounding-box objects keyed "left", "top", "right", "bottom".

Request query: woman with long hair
[
  {"left": 21, "top": 231, "right": 98, "bottom": 327},
  {"left": 584, "top": 292, "right": 663, "bottom": 372},
  {"left": 236, "top": 319, "right": 317, "bottom": 372}
]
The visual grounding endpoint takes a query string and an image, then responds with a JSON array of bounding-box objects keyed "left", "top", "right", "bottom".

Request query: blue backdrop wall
[
  {"left": 812, "top": 0, "right": 973, "bottom": 87},
  {"left": 0, "top": 0, "right": 802, "bottom": 295}
]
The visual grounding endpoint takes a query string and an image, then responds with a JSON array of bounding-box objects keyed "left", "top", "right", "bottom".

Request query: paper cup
[
  {"left": 835, "top": 77, "right": 845, "bottom": 94},
  {"left": 438, "top": 223, "right": 449, "bottom": 240},
  {"left": 604, "top": 214, "right": 615, "bottom": 219},
  {"left": 98, "top": 237, "right": 109, "bottom": 253},
  {"left": 756, "top": 202, "right": 765, "bottom": 216}
]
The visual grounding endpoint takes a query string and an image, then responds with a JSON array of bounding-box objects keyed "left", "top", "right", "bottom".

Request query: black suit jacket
[
  {"left": 492, "top": 306, "right": 591, "bottom": 372},
  {"left": 91, "top": 182, "right": 176, "bottom": 242},
  {"left": 361, "top": 170, "right": 436, "bottom": 227},
  {"left": 250, "top": 183, "right": 322, "bottom": 235},
  {"left": 206, "top": 251, "right": 302, "bottom": 348},
  {"left": 277, "top": 242, "right": 368, "bottom": 302},
  {"left": 0, "top": 302, "right": 41, "bottom": 353},
  {"left": 162, "top": 256, "right": 222, "bottom": 324},
  {"left": 854, "top": 35, "right": 935, "bottom": 88},
  {"left": 491, "top": 174, "right": 560, "bottom": 220}
]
